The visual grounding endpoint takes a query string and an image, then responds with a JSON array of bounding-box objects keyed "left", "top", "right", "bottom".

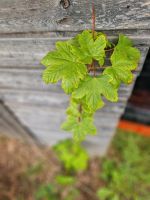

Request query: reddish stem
[
  {"left": 88, "top": 66, "right": 109, "bottom": 71},
  {"left": 92, "top": 1, "right": 95, "bottom": 40},
  {"left": 105, "top": 47, "right": 114, "bottom": 52},
  {"left": 92, "top": 1, "right": 96, "bottom": 76},
  {"left": 78, "top": 104, "right": 82, "bottom": 122}
]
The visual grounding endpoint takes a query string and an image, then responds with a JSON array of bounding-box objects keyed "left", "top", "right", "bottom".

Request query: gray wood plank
[
  {"left": 0, "top": 89, "right": 130, "bottom": 106},
  {"left": 0, "top": 43, "right": 148, "bottom": 92},
  {"left": 2, "top": 102, "right": 121, "bottom": 131},
  {"left": 0, "top": 36, "right": 149, "bottom": 68},
  {"left": 0, "top": 0, "right": 149, "bottom": 33},
  {"left": 0, "top": 79, "right": 140, "bottom": 113},
  {"left": 0, "top": 101, "right": 36, "bottom": 141},
  {"left": 3, "top": 100, "right": 121, "bottom": 156}
]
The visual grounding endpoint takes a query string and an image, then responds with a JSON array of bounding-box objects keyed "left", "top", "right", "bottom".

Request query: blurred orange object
[{"left": 118, "top": 120, "right": 150, "bottom": 137}]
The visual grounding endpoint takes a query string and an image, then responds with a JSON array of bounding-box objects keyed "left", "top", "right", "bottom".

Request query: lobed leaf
[
  {"left": 104, "top": 34, "right": 140, "bottom": 87},
  {"left": 71, "top": 30, "right": 107, "bottom": 65},
  {"left": 42, "top": 41, "right": 87, "bottom": 93},
  {"left": 72, "top": 75, "right": 118, "bottom": 112},
  {"left": 62, "top": 116, "right": 96, "bottom": 141}
]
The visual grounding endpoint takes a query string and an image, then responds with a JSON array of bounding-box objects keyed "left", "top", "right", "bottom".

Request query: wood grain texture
[
  {"left": 0, "top": 101, "right": 36, "bottom": 142},
  {"left": 0, "top": 42, "right": 148, "bottom": 155},
  {"left": 0, "top": 74, "right": 144, "bottom": 156},
  {"left": 0, "top": 35, "right": 149, "bottom": 68},
  {"left": 0, "top": 43, "right": 148, "bottom": 91},
  {"left": 0, "top": 68, "right": 137, "bottom": 91},
  {"left": 3, "top": 100, "right": 121, "bottom": 155},
  {"left": 0, "top": 0, "right": 149, "bottom": 33},
  {"left": 0, "top": 89, "right": 131, "bottom": 107}
]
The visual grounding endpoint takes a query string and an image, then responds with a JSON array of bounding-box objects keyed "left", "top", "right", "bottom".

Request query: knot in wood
[{"left": 60, "top": 0, "right": 70, "bottom": 9}]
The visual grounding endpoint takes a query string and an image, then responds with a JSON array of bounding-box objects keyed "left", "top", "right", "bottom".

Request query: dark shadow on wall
[{"left": 122, "top": 48, "right": 150, "bottom": 125}]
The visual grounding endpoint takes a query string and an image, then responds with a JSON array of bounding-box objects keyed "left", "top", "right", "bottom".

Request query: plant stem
[
  {"left": 105, "top": 47, "right": 114, "bottom": 52},
  {"left": 78, "top": 104, "right": 82, "bottom": 122},
  {"left": 92, "top": 1, "right": 95, "bottom": 40},
  {"left": 87, "top": 1, "right": 97, "bottom": 76},
  {"left": 92, "top": 1, "right": 96, "bottom": 76},
  {"left": 88, "top": 66, "right": 109, "bottom": 70}
]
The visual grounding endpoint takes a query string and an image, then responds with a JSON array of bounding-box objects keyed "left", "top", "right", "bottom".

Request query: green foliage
[
  {"left": 72, "top": 74, "right": 118, "bottom": 112},
  {"left": 35, "top": 175, "right": 79, "bottom": 200},
  {"left": 53, "top": 139, "right": 89, "bottom": 173},
  {"left": 104, "top": 34, "right": 140, "bottom": 87},
  {"left": 62, "top": 116, "right": 96, "bottom": 141},
  {"left": 97, "top": 187, "right": 114, "bottom": 200},
  {"left": 35, "top": 184, "right": 58, "bottom": 200},
  {"left": 41, "top": 30, "right": 140, "bottom": 141},
  {"left": 55, "top": 175, "right": 76, "bottom": 186},
  {"left": 56, "top": 175, "right": 79, "bottom": 200},
  {"left": 70, "top": 30, "right": 107, "bottom": 65},
  {"left": 42, "top": 42, "right": 87, "bottom": 94},
  {"left": 97, "top": 131, "right": 150, "bottom": 200}
]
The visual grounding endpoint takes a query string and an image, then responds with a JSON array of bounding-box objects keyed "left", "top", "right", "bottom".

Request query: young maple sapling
[{"left": 41, "top": 30, "right": 140, "bottom": 141}]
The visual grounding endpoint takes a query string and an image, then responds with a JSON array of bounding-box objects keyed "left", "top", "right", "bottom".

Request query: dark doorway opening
[{"left": 122, "top": 48, "right": 150, "bottom": 125}]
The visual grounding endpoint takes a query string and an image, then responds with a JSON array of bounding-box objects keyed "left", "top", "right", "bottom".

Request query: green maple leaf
[
  {"left": 61, "top": 116, "right": 96, "bottom": 141},
  {"left": 104, "top": 34, "right": 140, "bottom": 86},
  {"left": 42, "top": 41, "right": 87, "bottom": 93},
  {"left": 111, "top": 34, "right": 140, "bottom": 68},
  {"left": 72, "top": 75, "right": 118, "bottom": 112},
  {"left": 66, "top": 99, "right": 81, "bottom": 117},
  {"left": 103, "top": 65, "right": 134, "bottom": 87},
  {"left": 66, "top": 98, "right": 93, "bottom": 118},
  {"left": 71, "top": 30, "right": 107, "bottom": 65}
]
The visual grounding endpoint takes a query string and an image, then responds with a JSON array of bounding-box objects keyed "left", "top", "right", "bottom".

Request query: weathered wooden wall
[
  {"left": 0, "top": 0, "right": 150, "bottom": 155},
  {"left": 0, "top": 101, "right": 37, "bottom": 142},
  {"left": 0, "top": 0, "right": 149, "bottom": 32}
]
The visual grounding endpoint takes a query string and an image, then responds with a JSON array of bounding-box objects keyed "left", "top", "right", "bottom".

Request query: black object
[{"left": 122, "top": 48, "right": 150, "bottom": 125}]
